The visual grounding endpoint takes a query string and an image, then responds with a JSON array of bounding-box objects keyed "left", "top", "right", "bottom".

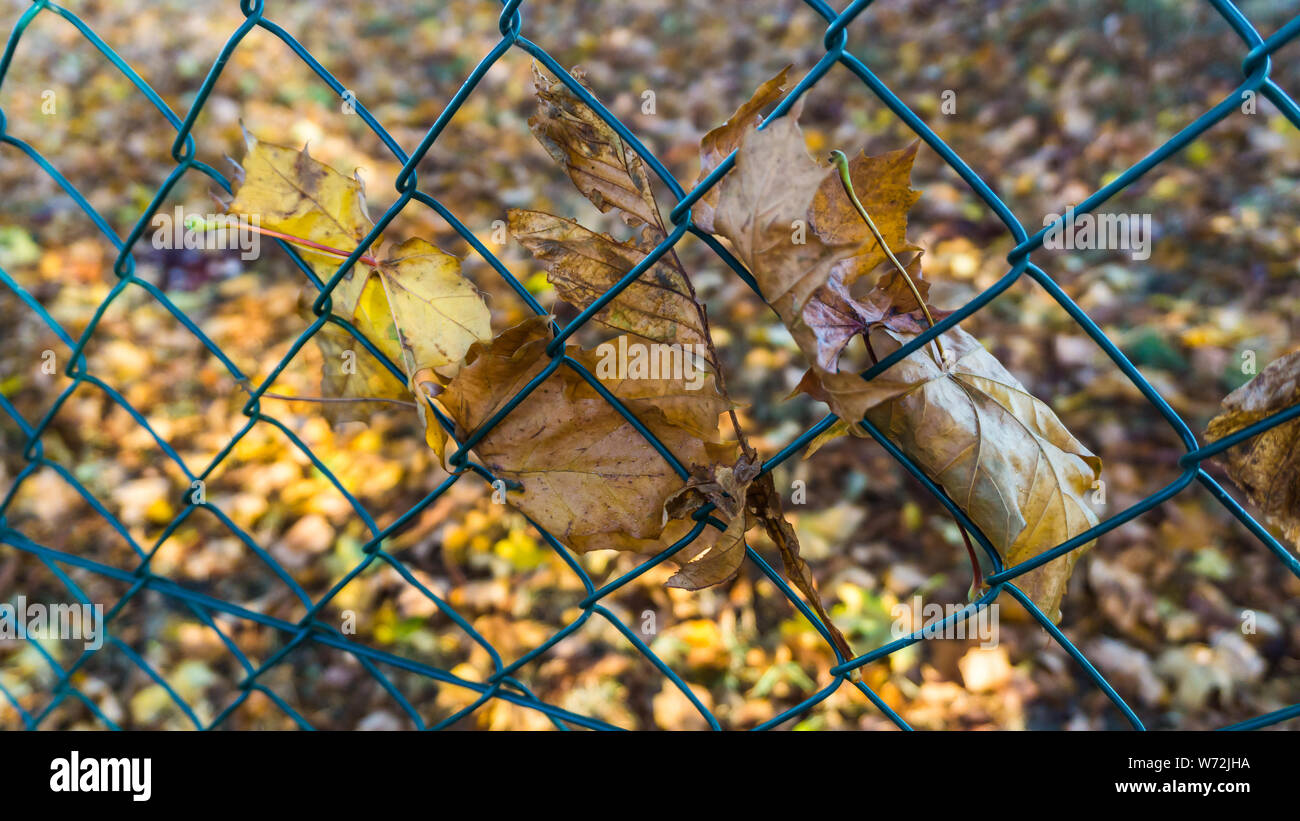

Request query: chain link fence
[{"left": 1, "top": 0, "right": 1299, "bottom": 730}]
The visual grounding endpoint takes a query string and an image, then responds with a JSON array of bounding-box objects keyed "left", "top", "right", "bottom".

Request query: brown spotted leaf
[
  {"left": 529, "top": 63, "right": 663, "bottom": 231},
  {"left": 1206, "top": 350, "right": 1300, "bottom": 550},
  {"left": 507, "top": 209, "right": 708, "bottom": 351}
]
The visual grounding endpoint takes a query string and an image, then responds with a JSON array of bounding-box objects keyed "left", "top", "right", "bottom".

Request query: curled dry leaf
[
  {"left": 710, "top": 101, "right": 1100, "bottom": 620},
  {"left": 662, "top": 456, "right": 762, "bottom": 590},
  {"left": 528, "top": 63, "right": 663, "bottom": 231},
  {"left": 507, "top": 209, "right": 708, "bottom": 351},
  {"left": 803, "top": 253, "right": 953, "bottom": 372},
  {"left": 858, "top": 326, "right": 1102, "bottom": 622},
  {"left": 1206, "top": 350, "right": 1300, "bottom": 550},
  {"left": 227, "top": 135, "right": 490, "bottom": 424},
  {"left": 428, "top": 316, "right": 738, "bottom": 556}
]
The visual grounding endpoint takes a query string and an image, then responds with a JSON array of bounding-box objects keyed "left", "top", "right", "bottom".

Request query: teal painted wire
[{"left": 0, "top": 0, "right": 1298, "bottom": 731}]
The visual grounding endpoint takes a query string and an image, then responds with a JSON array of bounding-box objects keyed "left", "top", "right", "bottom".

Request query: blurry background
[{"left": 1, "top": 0, "right": 1298, "bottom": 730}]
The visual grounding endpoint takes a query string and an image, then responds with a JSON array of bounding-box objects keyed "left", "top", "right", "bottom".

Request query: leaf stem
[
  {"left": 829, "top": 150, "right": 945, "bottom": 365},
  {"left": 191, "top": 215, "right": 381, "bottom": 268}
]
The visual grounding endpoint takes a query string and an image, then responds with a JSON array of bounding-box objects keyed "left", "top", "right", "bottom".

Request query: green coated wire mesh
[{"left": 1, "top": 0, "right": 1299, "bottom": 730}]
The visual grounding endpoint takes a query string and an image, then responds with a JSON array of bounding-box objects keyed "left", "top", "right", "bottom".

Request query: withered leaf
[
  {"left": 663, "top": 456, "right": 762, "bottom": 590},
  {"left": 845, "top": 326, "right": 1103, "bottom": 622},
  {"left": 430, "top": 316, "right": 736, "bottom": 555},
  {"left": 1206, "top": 350, "right": 1300, "bottom": 551},
  {"left": 528, "top": 63, "right": 663, "bottom": 231},
  {"left": 712, "top": 100, "right": 853, "bottom": 314},
  {"left": 802, "top": 253, "right": 951, "bottom": 372},
  {"left": 693, "top": 66, "right": 792, "bottom": 234},
  {"left": 507, "top": 209, "right": 708, "bottom": 351},
  {"left": 812, "top": 142, "right": 922, "bottom": 285},
  {"left": 747, "top": 472, "right": 856, "bottom": 663}
]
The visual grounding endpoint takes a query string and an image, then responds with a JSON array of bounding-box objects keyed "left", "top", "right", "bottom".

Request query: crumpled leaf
[
  {"left": 529, "top": 63, "right": 662, "bottom": 230},
  {"left": 824, "top": 325, "right": 1103, "bottom": 622},
  {"left": 663, "top": 456, "right": 762, "bottom": 590},
  {"left": 693, "top": 66, "right": 791, "bottom": 233},
  {"left": 1206, "top": 350, "right": 1300, "bottom": 550},
  {"left": 429, "top": 316, "right": 736, "bottom": 555},
  {"left": 507, "top": 209, "right": 708, "bottom": 351},
  {"left": 803, "top": 253, "right": 952, "bottom": 372}
]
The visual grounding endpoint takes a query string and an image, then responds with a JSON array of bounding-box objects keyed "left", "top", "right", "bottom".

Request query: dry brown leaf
[
  {"left": 853, "top": 326, "right": 1102, "bottom": 621},
  {"left": 811, "top": 142, "right": 922, "bottom": 285},
  {"left": 712, "top": 100, "right": 853, "bottom": 314},
  {"left": 507, "top": 209, "right": 708, "bottom": 351},
  {"left": 529, "top": 63, "right": 663, "bottom": 231},
  {"left": 663, "top": 456, "right": 762, "bottom": 590},
  {"left": 746, "top": 473, "right": 856, "bottom": 662},
  {"left": 802, "top": 253, "right": 952, "bottom": 372},
  {"left": 1206, "top": 350, "right": 1300, "bottom": 550},
  {"left": 693, "top": 66, "right": 792, "bottom": 233},
  {"left": 431, "top": 317, "right": 736, "bottom": 555}
]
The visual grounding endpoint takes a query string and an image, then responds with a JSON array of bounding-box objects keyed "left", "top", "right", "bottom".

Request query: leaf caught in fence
[
  {"left": 228, "top": 131, "right": 378, "bottom": 307},
  {"left": 312, "top": 320, "right": 412, "bottom": 424},
  {"left": 709, "top": 100, "right": 1099, "bottom": 620},
  {"left": 663, "top": 456, "right": 761, "bottom": 590},
  {"left": 1206, "top": 350, "right": 1300, "bottom": 551},
  {"left": 798, "top": 326, "right": 1103, "bottom": 622},
  {"left": 507, "top": 209, "right": 708, "bottom": 350},
  {"left": 351, "top": 238, "right": 492, "bottom": 380},
  {"left": 529, "top": 63, "right": 663, "bottom": 231},
  {"left": 712, "top": 100, "right": 853, "bottom": 313},
  {"left": 811, "top": 142, "right": 922, "bottom": 285},
  {"left": 228, "top": 135, "right": 491, "bottom": 425},
  {"left": 693, "top": 65, "right": 792, "bottom": 234},
  {"left": 429, "top": 316, "right": 737, "bottom": 556}
]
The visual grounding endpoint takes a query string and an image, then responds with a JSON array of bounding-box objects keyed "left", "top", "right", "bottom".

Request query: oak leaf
[{"left": 1206, "top": 350, "right": 1300, "bottom": 551}]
